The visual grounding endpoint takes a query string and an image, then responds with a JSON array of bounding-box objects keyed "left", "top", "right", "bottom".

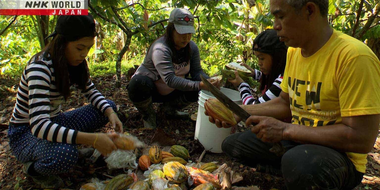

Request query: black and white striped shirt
[
  {"left": 238, "top": 69, "right": 283, "bottom": 105},
  {"left": 9, "top": 58, "right": 111, "bottom": 144}
]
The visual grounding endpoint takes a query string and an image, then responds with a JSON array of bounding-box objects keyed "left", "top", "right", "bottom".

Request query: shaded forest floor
[{"left": 0, "top": 75, "right": 379, "bottom": 189}]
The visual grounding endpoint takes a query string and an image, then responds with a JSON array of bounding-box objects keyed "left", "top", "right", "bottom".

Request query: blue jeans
[{"left": 8, "top": 100, "right": 116, "bottom": 175}]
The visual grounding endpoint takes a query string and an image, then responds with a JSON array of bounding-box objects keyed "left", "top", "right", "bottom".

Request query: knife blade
[{"left": 200, "top": 75, "right": 285, "bottom": 156}]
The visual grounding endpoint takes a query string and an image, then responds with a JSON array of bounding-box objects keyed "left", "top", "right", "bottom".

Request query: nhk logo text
[{"left": 24, "top": 1, "right": 83, "bottom": 9}]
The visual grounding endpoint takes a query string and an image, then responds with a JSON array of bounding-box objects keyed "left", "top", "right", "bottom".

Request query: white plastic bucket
[{"left": 194, "top": 87, "right": 242, "bottom": 153}]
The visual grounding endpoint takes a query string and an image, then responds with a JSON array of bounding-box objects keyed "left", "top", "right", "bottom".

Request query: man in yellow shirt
[{"left": 208, "top": 0, "right": 380, "bottom": 189}]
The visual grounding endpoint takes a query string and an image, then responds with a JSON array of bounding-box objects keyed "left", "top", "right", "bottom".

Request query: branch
[
  {"left": 88, "top": 3, "right": 129, "bottom": 34},
  {"left": 352, "top": 0, "right": 365, "bottom": 37},
  {"left": 131, "top": 19, "right": 168, "bottom": 35},
  {"left": 368, "top": 23, "right": 380, "bottom": 30},
  {"left": 116, "top": 2, "right": 168, "bottom": 11},
  {"left": 357, "top": 2, "right": 380, "bottom": 39},
  {"left": 194, "top": 0, "right": 200, "bottom": 15},
  {"left": 111, "top": 6, "right": 132, "bottom": 35},
  {"left": 0, "top": 16, "right": 18, "bottom": 36}
]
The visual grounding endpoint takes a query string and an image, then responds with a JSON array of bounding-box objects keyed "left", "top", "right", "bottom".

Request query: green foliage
[
  {"left": 1, "top": 0, "right": 379, "bottom": 80},
  {"left": 0, "top": 16, "right": 41, "bottom": 77}
]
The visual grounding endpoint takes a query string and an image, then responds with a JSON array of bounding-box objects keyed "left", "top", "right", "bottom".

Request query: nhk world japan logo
[{"left": 0, "top": 0, "right": 88, "bottom": 15}]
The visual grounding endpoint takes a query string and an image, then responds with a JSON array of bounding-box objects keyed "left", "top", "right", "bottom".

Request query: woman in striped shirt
[
  {"left": 221, "top": 29, "right": 288, "bottom": 170},
  {"left": 8, "top": 15, "right": 123, "bottom": 188}
]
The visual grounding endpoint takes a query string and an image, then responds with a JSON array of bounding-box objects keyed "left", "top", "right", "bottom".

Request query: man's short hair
[{"left": 286, "top": 0, "right": 329, "bottom": 16}]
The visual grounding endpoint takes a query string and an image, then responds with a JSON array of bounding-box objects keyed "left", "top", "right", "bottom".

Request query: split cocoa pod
[
  {"left": 204, "top": 98, "right": 237, "bottom": 125},
  {"left": 149, "top": 145, "right": 162, "bottom": 164},
  {"left": 200, "top": 162, "right": 218, "bottom": 173},
  {"left": 130, "top": 181, "right": 150, "bottom": 190},
  {"left": 113, "top": 135, "right": 135, "bottom": 150},
  {"left": 105, "top": 174, "right": 134, "bottom": 190},
  {"left": 163, "top": 161, "right": 189, "bottom": 183}
]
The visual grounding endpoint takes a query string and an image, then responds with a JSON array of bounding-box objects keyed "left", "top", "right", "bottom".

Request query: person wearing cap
[
  {"left": 207, "top": 0, "right": 380, "bottom": 189},
  {"left": 8, "top": 15, "right": 123, "bottom": 188},
  {"left": 127, "top": 8, "right": 219, "bottom": 129},
  {"left": 228, "top": 29, "right": 287, "bottom": 105}
]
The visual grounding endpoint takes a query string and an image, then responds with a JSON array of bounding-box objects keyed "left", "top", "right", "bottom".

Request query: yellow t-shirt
[{"left": 280, "top": 30, "right": 380, "bottom": 173}]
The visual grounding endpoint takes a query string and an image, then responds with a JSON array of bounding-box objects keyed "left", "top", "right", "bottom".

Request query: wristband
[
  {"left": 108, "top": 112, "right": 117, "bottom": 117},
  {"left": 93, "top": 134, "right": 99, "bottom": 148}
]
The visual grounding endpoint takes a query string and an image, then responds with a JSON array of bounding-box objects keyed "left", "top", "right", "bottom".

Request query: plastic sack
[
  {"left": 143, "top": 163, "right": 164, "bottom": 178},
  {"left": 151, "top": 178, "right": 168, "bottom": 190},
  {"left": 105, "top": 149, "right": 138, "bottom": 170}
]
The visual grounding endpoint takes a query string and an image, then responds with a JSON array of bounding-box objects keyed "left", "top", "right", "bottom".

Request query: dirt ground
[{"left": 0, "top": 75, "right": 379, "bottom": 190}]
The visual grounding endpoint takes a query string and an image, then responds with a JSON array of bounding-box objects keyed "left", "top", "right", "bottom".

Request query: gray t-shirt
[{"left": 134, "top": 36, "right": 209, "bottom": 94}]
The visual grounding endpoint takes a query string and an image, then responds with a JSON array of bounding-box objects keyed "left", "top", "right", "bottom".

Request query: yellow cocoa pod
[
  {"left": 105, "top": 174, "right": 134, "bottom": 190},
  {"left": 194, "top": 183, "right": 215, "bottom": 190},
  {"left": 162, "top": 157, "right": 188, "bottom": 165},
  {"left": 162, "top": 151, "right": 174, "bottom": 159},
  {"left": 163, "top": 161, "right": 189, "bottom": 183},
  {"left": 130, "top": 181, "right": 150, "bottom": 190},
  {"left": 204, "top": 98, "right": 237, "bottom": 125},
  {"left": 170, "top": 145, "right": 190, "bottom": 160},
  {"left": 148, "top": 170, "right": 165, "bottom": 185},
  {"left": 200, "top": 162, "right": 218, "bottom": 173},
  {"left": 114, "top": 136, "right": 135, "bottom": 150},
  {"left": 149, "top": 145, "right": 162, "bottom": 164}
]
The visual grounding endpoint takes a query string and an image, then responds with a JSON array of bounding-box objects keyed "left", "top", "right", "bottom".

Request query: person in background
[
  {"left": 223, "top": 29, "right": 288, "bottom": 173},
  {"left": 207, "top": 0, "right": 380, "bottom": 189},
  {"left": 127, "top": 8, "right": 219, "bottom": 129},
  {"left": 228, "top": 29, "right": 287, "bottom": 105},
  {"left": 8, "top": 15, "right": 123, "bottom": 189}
]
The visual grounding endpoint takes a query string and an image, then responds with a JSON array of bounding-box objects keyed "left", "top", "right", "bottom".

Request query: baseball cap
[
  {"left": 47, "top": 14, "right": 96, "bottom": 39},
  {"left": 253, "top": 29, "right": 287, "bottom": 54},
  {"left": 168, "top": 8, "right": 195, "bottom": 34}
]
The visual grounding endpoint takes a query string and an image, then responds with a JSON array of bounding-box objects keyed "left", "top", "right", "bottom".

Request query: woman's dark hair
[
  {"left": 260, "top": 49, "right": 287, "bottom": 90},
  {"left": 29, "top": 34, "right": 92, "bottom": 100},
  {"left": 252, "top": 29, "right": 287, "bottom": 91},
  {"left": 164, "top": 22, "right": 191, "bottom": 64},
  {"left": 258, "top": 48, "right": 287, "bottom": 91}
]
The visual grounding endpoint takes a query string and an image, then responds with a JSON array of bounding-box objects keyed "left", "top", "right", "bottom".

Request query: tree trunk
[
  {"left": 35, "top": 16, "right": 50, "bottom": 48},
  {"left": 115, "top": 34, "right": 132, "bottom": 88},
  {"left": 368, "top": 38, "right": 380, "bottom": 59}
]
